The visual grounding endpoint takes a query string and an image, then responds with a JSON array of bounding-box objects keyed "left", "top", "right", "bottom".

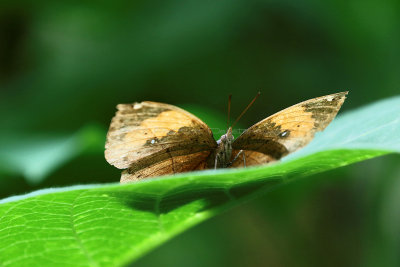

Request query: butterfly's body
[
  {"left": 212, "top": 127, "right": 234, "bottom": 168},
  {"left": 105, "top": 92, "right": 348, "bottom": 183}
]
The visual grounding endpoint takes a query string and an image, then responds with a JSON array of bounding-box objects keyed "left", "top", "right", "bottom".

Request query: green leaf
[
  {"left": 0, "top": 124, "right": 105, "bottom": 184},
  {"left": 1, "top": 96, "right": 399, "bottom": 266}
]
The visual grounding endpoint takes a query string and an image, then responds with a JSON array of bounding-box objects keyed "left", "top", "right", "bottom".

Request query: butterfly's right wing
[
  {"left": 105, "top": 101, "right": 217, "bottom": 182},
  {"left": 232, "top": 92, "right": 348, "bottom": 164},
  {"left": 229, "top": 150, "right": 275, "bottom": 167}
]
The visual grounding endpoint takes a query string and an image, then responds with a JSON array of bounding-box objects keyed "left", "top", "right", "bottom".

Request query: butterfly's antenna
[
  {"left": 227, "top": 94, "right": 232, "bottom": 129},
  {"left": 231, "top": 91, "right": 260, "bottom": 128}
]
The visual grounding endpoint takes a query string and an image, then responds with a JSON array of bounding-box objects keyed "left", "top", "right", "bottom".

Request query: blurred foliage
[
  {"left": 0, "top": 124, "right": 104, "bottom": 184},
  {"left": 0, "top": 0, "right": 399, "bottom": 266}
]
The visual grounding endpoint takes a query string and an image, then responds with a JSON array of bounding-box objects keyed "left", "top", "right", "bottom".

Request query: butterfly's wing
[
  {"left": 231, "top": 92, "right": 348, "bottom": 164},
  {"left": 230, "top": 150, "right": 275, "bottom": 167},
  {"left": 105, "top": 101, "right": 217, "bottom": 182},
  {"left": 120, "top": 151, "right": 209, "bottom": 182}
]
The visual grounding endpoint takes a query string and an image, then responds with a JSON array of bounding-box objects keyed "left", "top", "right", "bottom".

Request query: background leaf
[
  {"left": 0, "top": 95, "right": 399, "bottom": 266},
  {"left": 0, "top": 125, "right": 105, "bottom": 184}
]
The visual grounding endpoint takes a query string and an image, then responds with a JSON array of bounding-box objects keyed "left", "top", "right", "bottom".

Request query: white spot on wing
[
  {"left": 326, "top": 96, "right": 334, "bottom": 102},
  {"left": 133, "top": 103, "right": 142, "bottom": 109},
  {"left": 151, "top": 139, "right": 155, "bottom": 144}
]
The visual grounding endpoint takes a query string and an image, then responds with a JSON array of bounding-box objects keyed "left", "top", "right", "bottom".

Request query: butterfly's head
[{"left": 217, "top": 127, "right": 234, "bottom": 145}]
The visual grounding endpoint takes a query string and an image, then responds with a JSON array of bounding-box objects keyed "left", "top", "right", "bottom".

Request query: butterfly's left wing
[
  {"left": 120, "top": 151, "right": 209, "bottom": 182},
  {"left": 231, "top": 92, "right": 348, "bottom": 166},
  {"left": 105, "top": 101, "right": 217, "bottom": 182}
]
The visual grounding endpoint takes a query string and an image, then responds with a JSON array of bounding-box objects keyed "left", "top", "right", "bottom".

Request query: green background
[{"left": 1, "top": 0, "right": 399, "bottom": 266}]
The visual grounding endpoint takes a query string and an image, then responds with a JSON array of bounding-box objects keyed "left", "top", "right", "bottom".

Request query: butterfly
[{"left": 105, "top": 92, "right": 348, "bottom": 183}]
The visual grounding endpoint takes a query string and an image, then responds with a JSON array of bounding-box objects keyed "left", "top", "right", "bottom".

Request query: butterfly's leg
[
  {"left": 214, "top": 155, "right": 218, "bottom": 169},
  {"left": 227, "top": 150, "right": 243, "bottom": 167},
  {"left": 242, "top": 151, "right": 246, "bottom": 167}
]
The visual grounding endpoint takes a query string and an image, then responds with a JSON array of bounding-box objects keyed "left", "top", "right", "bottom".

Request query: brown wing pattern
[
  {"left": 105, "top": 101, "right": 217, "bottom": 182},
  {"left": 232, "top": 92, "right": 348, "bottom": 160},
  {"left": 121, "top": 151, "right": 209, "bottom": 182},
  {"left": 230, "top": 150, "right": 276, "bottom": 168}
]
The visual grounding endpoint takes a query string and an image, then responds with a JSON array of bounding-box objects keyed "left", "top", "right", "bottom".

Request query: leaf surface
[{"left": 0, "top": 96, "right": 399, "bottom": 266}]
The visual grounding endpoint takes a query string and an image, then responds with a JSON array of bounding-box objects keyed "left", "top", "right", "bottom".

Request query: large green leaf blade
[{"left": 0, "top": 96, "right": 399, "bottom": 267}]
